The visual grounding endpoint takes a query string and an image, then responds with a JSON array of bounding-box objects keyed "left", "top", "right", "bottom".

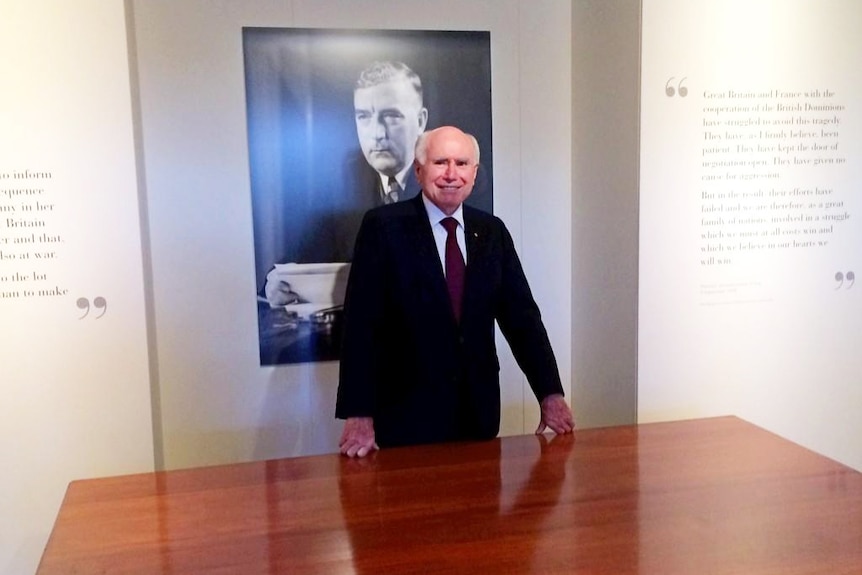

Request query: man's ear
[{"left": 417, "top": 107, "right": 429, "bottom": 130}]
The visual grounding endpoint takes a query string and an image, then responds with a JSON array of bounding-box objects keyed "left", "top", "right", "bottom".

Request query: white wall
[
  {"left": 639, "top": 0, "right": 862, "bottom": 471},
  {"left": 131, "top": 0, "right": 572, "bottom": 470},
  {"left": 0, "top": 2, "right": 155, "bottom": 573},
  {"left": 571, "top": 0, "right": 640, "bottom": 428}
]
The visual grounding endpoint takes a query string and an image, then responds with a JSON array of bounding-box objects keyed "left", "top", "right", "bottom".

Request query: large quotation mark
[
  {"left": 77, "top": 296, "right": 107, "bottom": 318},
  {"left": 665, "top": 76, "right": 688, "bottom": 97},
  {"left": 834, "top": 271, "right": 856, "bottom": 290}
]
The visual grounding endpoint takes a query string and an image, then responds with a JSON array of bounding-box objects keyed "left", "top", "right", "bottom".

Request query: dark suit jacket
[{"left": 335, "top": 194, "right": 563, "bottom": 448}]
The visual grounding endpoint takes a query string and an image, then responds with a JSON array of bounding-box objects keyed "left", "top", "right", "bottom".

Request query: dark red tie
[{"left": 441, "top": 217, "right": 465, "bottom": 322}]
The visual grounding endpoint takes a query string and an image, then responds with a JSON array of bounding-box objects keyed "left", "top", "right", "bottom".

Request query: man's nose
[
  {"left": 443, "top": 161, "right": 457, "bottom": 178},
  {"left": 373, "top": 117, "right": 388, "bottom": 139}
]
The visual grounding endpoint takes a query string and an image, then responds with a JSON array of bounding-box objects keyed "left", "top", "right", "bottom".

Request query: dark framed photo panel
[{"left": 244, "top": 28, "right": 493, "bottom": 365}]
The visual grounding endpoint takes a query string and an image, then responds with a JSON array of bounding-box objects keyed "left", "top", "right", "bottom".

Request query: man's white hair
[{"left": 414, "top": 129, "right": 480, "bottom": 165}]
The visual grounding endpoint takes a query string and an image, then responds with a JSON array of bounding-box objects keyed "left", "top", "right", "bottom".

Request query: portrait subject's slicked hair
[{"left": 355, "top": 61, "right": 423, "bottom": 102}]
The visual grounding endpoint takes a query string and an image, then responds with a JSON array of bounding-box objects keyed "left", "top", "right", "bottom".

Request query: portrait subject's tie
[
  {"left": 385, "top": 176, "right": 401, "bottom": 204},
  {"left": 441, "top": 217, "right": 465, "bottom": 322}
]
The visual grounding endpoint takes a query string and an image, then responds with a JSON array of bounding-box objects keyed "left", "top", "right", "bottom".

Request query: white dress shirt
[{"left": 422, "top": 194, "right": 466, "bottom": 275}]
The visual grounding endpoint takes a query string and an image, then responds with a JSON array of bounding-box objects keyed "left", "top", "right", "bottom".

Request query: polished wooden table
[{"left": 38, "top": 416, "right": 862, "bottom": 574}]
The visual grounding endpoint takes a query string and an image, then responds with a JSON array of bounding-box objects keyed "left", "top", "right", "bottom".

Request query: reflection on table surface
[{"left": 37, "top": 417, "right": 862, "bottom": 574}]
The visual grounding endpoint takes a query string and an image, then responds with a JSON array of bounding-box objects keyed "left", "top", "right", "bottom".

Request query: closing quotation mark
[
  {"left": 77, "top": 296, "right": 107, "bottom": 319},
  {"left": 834, "top": 271, "right": 855, "bottom": 290},
  {"left": 665, "top": 76, "right": 688, "bottom": 97}
]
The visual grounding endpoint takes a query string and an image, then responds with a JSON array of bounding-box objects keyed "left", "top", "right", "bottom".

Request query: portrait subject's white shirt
[{"left": 376, "top": 165, "right": 412, "bottom": 202}]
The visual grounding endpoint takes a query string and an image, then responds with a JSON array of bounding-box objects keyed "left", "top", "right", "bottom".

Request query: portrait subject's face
[
  {"left": 416, "top": 128, "right": 478, "bottom": 216},
  {"left": 354, "top": 79, "right": 428, "bottom": 177}
]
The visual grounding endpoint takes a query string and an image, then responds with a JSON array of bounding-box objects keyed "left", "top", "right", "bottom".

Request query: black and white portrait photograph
[{"left": 244, "top": 28, "right": 493, "bottom": 365}]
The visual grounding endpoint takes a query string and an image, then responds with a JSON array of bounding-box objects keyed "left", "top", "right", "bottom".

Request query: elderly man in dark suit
[{"left": 336, "top": 126, "right": 574, "bottom": 457}]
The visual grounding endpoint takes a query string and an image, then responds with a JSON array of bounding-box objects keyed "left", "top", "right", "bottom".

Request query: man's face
[
  {"left": 416, "top": 128, "right": 479, "bottom": 216},
  {"left": 354, "top": 79, "right": 428, "bottom": 177}
]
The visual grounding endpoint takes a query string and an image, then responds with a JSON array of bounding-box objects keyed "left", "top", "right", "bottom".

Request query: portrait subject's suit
[
  {"left": 351, "top": 156, "right": 423, "bottom": 204},
  {"left": 335, "top": 194, "right": 563, "bottom": 447},
  {"left": 321, "top": 157, "right": 422, "bottom": 262}
]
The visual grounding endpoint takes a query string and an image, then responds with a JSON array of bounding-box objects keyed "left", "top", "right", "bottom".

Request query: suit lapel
[
  {"left": 404, "top": 194, "right": 447, "bottom": 283},
  {"left": 403, "top": 195, "right": 464, "bottom": 325},
  {"left": 462, "top": 208, "right": 493, "bottom": 324},
  {"left": 464, "top": 208, "right": 490, "bottom": 283}
]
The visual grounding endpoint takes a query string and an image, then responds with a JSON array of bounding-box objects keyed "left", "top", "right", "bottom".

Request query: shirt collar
[
  {"left": 378, "top": 165, "right": 412, "bottom": 191},
  {"left": 421, "top": 193, "right": 464, "bottom": 228}
]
